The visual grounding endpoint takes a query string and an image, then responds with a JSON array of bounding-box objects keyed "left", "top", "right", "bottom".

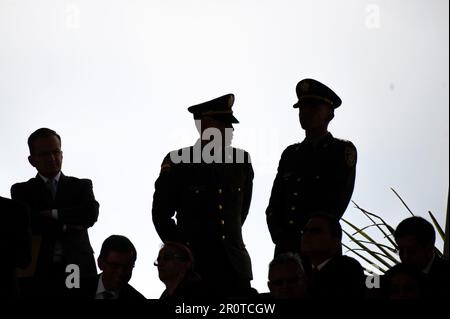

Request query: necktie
[{"left": 46, "top": 178, "right": 57, "bottom": 199}]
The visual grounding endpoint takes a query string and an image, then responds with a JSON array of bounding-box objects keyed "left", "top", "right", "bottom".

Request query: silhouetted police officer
[
  {"left": 152, "top": 94, "right": 254, "bottom": 298},
  {"left": 266, "top": 79, "right": 357, "bottom": 256}
]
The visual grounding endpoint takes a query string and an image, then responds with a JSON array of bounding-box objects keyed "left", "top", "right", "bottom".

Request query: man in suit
[
  {"left": 0, "top": 196, "right": 31, "bottom": 298},
  {"left": 300, "top": 213, "right": 365, "bottom": 299},
  {"left": 11, "top": 128, "right": 99, "bottom": 298},
  {"left": 394, "top": 216, "right": 449, "bottom": 299},
  {"left": 266, "top": 79, "right": 357, "bottom": 256},
  {"left": 152, "top": 94, "right": 255, "bottom": 298},
  {"left": 77, "top": 235, "right": 145, "bottom": 300}
]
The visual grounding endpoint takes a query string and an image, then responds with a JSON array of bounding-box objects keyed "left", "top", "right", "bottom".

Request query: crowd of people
[{"left": 1, "top": 78, "right": 448, "bottom": 300}]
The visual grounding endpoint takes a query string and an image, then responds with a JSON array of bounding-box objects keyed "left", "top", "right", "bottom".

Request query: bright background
[{"left": 1, "top": 0, "right": 448, "bottom": 298}]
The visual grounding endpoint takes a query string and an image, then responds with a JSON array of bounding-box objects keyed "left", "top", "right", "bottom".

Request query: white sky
[{"left": 1, "top": 0, "right": 448, "bottom": 298}]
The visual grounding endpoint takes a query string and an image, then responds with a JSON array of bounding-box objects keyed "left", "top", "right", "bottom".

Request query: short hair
[
  {"left": 160, "top": 241, "right": 194, "bottom": 267},
  {"left": 394, "top": 217, "right": 436, "bottom": 246},
  {"left": 28, "top": 128, "right": 61, "bottom": 154},
  {"left": 269, "top": 252, "right": 305, "bottom": 275},
  {"left": 382, "top": 263, "right": 427, "bottom": 298},
  {"left": 306, "top": 212, "right": 342, "bottom": 240},
  {"left": 99, "top": 235, "right": 137, "bottom": 261}
]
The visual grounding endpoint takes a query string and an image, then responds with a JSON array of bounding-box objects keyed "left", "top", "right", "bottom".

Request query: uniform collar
[{"left": 303, "top": 132, "right": 333, "bottom": 149}]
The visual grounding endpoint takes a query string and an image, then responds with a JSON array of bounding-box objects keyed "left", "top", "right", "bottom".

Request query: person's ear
[{"left": 28, "top": 155, "right": 36, "bottom": 168}]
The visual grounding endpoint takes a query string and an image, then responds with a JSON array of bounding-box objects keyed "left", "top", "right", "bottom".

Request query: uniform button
[
  {"left": 293, "top": 192, "right": 298, "bottom": 196},
  {"left": 218, "top": 204, "right": 223, "bottom": 210},
  {"left": 220, "top": 220, "right": 225, "bottom": 225},
  {"left": 237, "top": 187, "right": 241, "bottom": 192},
  {"left": 218, "top": 189, "right": 222, "bottom": 194},
  {"left": 222, "top": 235, "right": 226, "bottom": 240},
  {"left": 289, "top": 220, "right": 294, "bottom": 225},
  {"left": 291, "top": 206, "right": 296, "bottom": 211}
]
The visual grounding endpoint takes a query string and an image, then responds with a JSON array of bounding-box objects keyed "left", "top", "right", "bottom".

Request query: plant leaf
[
  {"left": 343, "top": 229, "right": 394, "bottom": 269},
  {"left": 391, "top": 188, "right": 415, "bottom": 216},
  {"left": 343, "top": 218, "right": 399, "bottom": 264},
  {"left": 428, "top": 211, "right": 446, "bottom": 242}
]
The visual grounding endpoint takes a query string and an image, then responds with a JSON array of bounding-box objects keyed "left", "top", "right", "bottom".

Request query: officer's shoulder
[
  {"left": 166, "top": 146, "right": 192, "bottom": 161},
  {"left": 282, "top": 143, "right": 302, "bottom": 156},
  {"left": 332, "top": 137, "right": 356, "bottom": 149},
  {"left": 231, "top": 147, "right": 252, "bottom": 163},
  {"left": 159, "top": 147, "right": 192, "bottom": 174},
  {"left": 231, "top": 146, "right": 251, "bottom": 156}
]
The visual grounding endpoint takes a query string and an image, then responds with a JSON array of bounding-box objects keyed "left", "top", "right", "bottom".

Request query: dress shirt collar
[{"left": 39, "top": 171, "right": 62, "bottom": 184}]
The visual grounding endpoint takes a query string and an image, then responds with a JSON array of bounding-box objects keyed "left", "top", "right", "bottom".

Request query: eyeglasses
[{"left": 153, "top": 254, "right": 188, "bottom": 266}]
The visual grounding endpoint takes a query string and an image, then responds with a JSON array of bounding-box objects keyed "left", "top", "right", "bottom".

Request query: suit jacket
[
  {"left": 266, "top": 133, "right": 357, "bottom": 255},
  {"left": 11, "top": 173, "right": 99, "bottom": 279},
  {"left": 306, "top": 255, "right": 365, "bottom": 300},
  {"left": 152, "top": 142, "right": 254, "bottom": 281},
  {"left": 427, "top": 255, "right": 449, "bottom": 299},
  {"left": 76, "top": 275, "right": 146, "bottom": 300},
  {"left": 0, "top": 196, "right": 31, "bottom": 298}
]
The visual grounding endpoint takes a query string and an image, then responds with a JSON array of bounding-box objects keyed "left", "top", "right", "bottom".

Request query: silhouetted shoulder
[
  {"left": 10, "top": 178, "right": 35, "bottom": 192},
  {"left": 159, "top": 147, "right": 193, "bottom": 174},
  {"left": 333, "top": 137, "right": 356, "bottom": 148},
  {"left": 278, "top": 143, "right": 302, "bottom": 162},
  {"left": 120, "top": 284, "right": 147, "bottom": 300},
  {"left": 61, "top": 175, "right": 93, "bottom": 186},
  {"left": 231, "top": 147, "right": 252, "bottom": 164},
  {"left": 332, "top": 138, "right": 357, "bottom": 168},
  {"left": 283, "top": 143, "right": 302, "bottom": 155}
]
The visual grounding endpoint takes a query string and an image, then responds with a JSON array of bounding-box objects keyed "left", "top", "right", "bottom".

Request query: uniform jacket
[
  {"left": 152, "top": 141, "right": 254, "bottom": 280},
  {"left": 266, "top": 133, "right": 357, "bottom": 251}
]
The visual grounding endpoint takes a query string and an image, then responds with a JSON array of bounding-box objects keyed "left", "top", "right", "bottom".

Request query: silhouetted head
[
  {"left": 293, "top": 79, "right": 340, "bottom": 134},
  {"left": 382, "top": 263, "right": 427, "bottom": 300},
  {"left": 189, "top": 94, "right": 237, "bottom": 147},
  {"left": 394, "top": 217, "right": 435, "bottom": 270},
  {"left": 301, "top": 213, "right": 342, "bottom": 263},
  {"left": 268, "top": 253, "right": 308, "bottom": 299},
  {"left": 27, "top": 128, "right": 63, "bottom": 178},
  {"left": 155, "top": 242, "right": 194, "bottom": 285},
  {"left": 98, "top": 235, "right": 137, "bottom": 291}
]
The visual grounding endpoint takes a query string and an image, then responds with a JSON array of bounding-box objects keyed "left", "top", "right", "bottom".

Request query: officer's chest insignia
[{"left": 344, "top": 146, "right": 356, "bottom": 167}]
